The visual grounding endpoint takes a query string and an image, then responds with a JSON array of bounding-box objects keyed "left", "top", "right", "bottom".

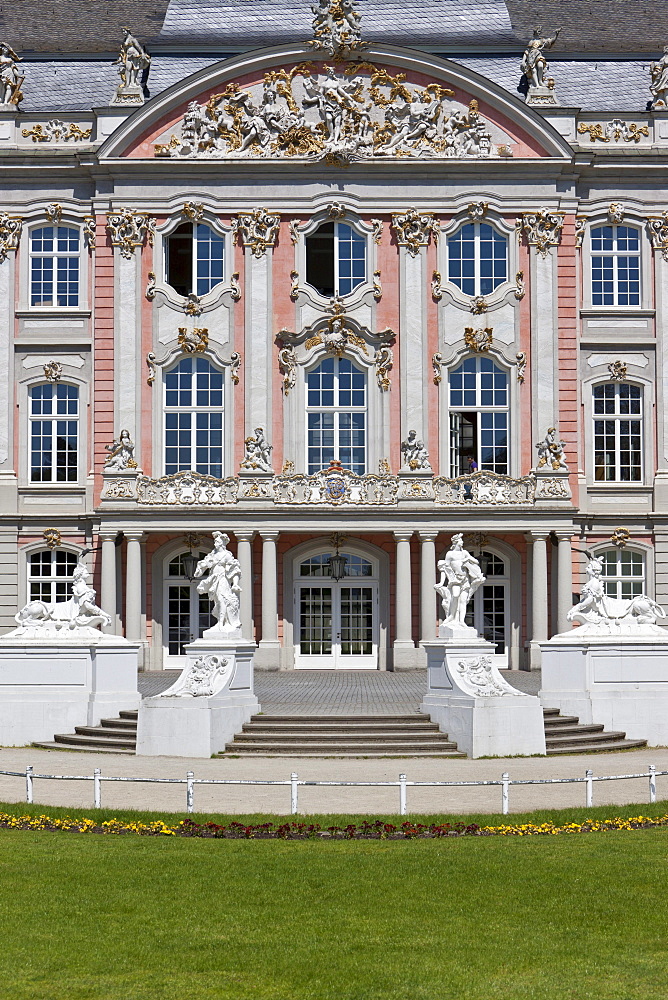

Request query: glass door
[
  {"left": 163, "top": 551, "right": 214, "bottom": 668},
  {"left": 465, "top": 550, "right": 509, "bottom": 666},
  {"left": 294, "top": 553, "right": 378, "bottom": 669}
]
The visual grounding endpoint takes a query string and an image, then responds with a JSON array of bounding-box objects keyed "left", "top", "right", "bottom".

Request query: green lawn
[{"left": 0, "top": 822, "right": 666, "bottom": 999}]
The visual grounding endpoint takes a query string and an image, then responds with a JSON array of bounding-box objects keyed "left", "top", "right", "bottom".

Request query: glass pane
[
  {"left": 340, "top": 586, "right": 373, "bottom": 655},
  {"left": 299, "top": 587, "right": 332, "bottom": 655}
]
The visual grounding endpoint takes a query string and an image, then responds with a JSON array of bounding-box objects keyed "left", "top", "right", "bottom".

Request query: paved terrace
[{"left": 0, "top": 670, "right": 665, "bottom": 816}]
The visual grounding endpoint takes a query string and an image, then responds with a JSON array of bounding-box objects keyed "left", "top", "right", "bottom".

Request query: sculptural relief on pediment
[{"left": 153, "top": 62, "right": 514, "bottom": 165}]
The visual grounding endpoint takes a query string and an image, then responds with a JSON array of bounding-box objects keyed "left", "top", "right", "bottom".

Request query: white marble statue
[
  {"left": 114, "top": 27, "right": 151, "bottom": 93},
  {"left": 11, "top": 552, "right": 111, "bottom": 637},
  {"left": 521, "top": 26, "right": 561, "bottom": 91},
  {"left": 240, "top": 427, "right": 273, "bottom": 473},
  {"left": 535, "top": 427, "right": 568, "bottom": 470},
  {"left": 650, "top": 46, "right": 668, "bottom": 108},
  {"left": 311, "top": 0, "right": 363, "bottom": 57},
  {"left": 194, "top": 532, "right": 242, "bottom": 633},
  {"left": 567, "top": 552, "right": 666, "bottom": 634},
  {"left": 434, "top": 534, "right": 486, "bottom": 628},
  {"left": 401, "top": 430, "right": 431, "bottom": 471},
  {"left": 0, "top": 41, "right": 22, "bottom": 107},
  {"left": 104, "top": 429, "right": 136, "bottom": 471}
]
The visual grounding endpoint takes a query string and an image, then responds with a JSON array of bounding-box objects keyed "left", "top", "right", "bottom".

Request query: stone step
[
  {"left": 73, "top": 725, "right": 138, "bottom": 739},
  {"left": 542, "top": 716, "right": 582, "bottom": 727},
  {"left": 547, "top": 738, "right": 648, "bottom": 755},
  {"left": 32, "top": 741, "right": 136, "bottom": 755},
  {"left": 51, "top": 732, "right": 136, "bottom": 750},
  {"left": 99, "top": 717, "right": 137, "bottom": 730},
  {"left": 248, "top": 714, "right": 425, "bottom": 724},
  {"left": 240, "top": 721, "right": 442, "bottom": 734},
  {"left": 120, "top": 710, "right": 138, "bottom": 721},
  {"left": 543, "top": 723, "right": 605, "bottom": 736},
  {"left": 219, "top": 742, "right": 465, "bottom": 757},
  {"left": 232, "top": 730, "right": 449, "bottom": 744}
]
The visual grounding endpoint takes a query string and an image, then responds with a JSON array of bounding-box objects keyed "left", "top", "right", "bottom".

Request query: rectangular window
[
  {"left": 593, "top": 383, "right": 642, "bottom": 482},
  {"left": 591, "top": 225, "right": 640, "bottom": 306},
  {"left": 164, "top": 357, "right": 224, "bottom": 477},
  {"left": 30, "top": 226, "right": 80, "bottom": 307},
  {"left": 447, "top": 223, "right": 507, "bottom": 297},
  {"left": 29, "top": 383, "right": 79, "bottom": 483},
  {"left": 306, "top": 357, "right": 367, "bottom": 474}
]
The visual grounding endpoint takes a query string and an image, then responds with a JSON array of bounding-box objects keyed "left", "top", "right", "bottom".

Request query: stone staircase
[{"left": 34, "top": 706, "right": 648, "bottom": 757}]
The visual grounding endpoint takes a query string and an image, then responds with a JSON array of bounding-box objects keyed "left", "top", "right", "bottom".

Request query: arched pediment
[{"left": 99, "top": 43, "right": 574, "bottom": 164}]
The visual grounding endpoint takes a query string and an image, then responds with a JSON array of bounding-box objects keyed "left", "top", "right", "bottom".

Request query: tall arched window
[
  {"left": 598, "top": 548, "right": 645, "bottom": 601},
  {"left": 591, "top": 225, "right": 640, "bottom": 306},
  {"left": 28, "top": 548, "right": 78, "bottom": 602},
  {"left": 593, "top": 382, "right": 642, "bottom": 482},
  {"left": 164, "top": 357, "right": 224, "bottom": 477},
  {"left": 30, "top": 226, "right": 80, "bottom": 306},
  {"left": 306, "top": 357, "right": 366, "bottom": 474},
  {"left": 447, "top": 222, "right": 508, "bottom": 296},
  {"left": 164, "top": 222, "right": 224, "bottom": 297},
  {"left": 448, "top": 356, "right": 508, "bottom": 476},
  {"left": 29, "top": 382, "right": 79, "bottom": 482},
  {"left": 305, "top": 221, "right": 366, "bottom": 297}
]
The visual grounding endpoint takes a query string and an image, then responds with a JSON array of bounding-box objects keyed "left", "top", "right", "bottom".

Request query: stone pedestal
[
  {"left": 526, "top": 85, "right": 559, "bottom": 107},
  {"left": 0, "top": 635, "right": 140, "bottom": 746},
  {"left": 136, "top": 636, "right": 259, "bottom": 757},
  {"left": 421, "top": 631, "right": 546, "bottom": 757},
  {"left": 539, "top": 628, "right": 668, "bottom": 745}
]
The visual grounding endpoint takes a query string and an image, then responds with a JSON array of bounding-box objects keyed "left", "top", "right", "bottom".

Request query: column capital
[
  {"left": 259, "top": 530, "right": 279, "bottom": 541},
  {"left": 234, "top": 530, "right": 255, "bottom": 542},
  {"left": 554, "top": 529, "right": 574, "bottom": 540},
  {"left": 418, "top": 531, "right": 438, "bottom": 542},
  {"left": 394, "top": 530, "right": 414, "bottom": 542},
  {"left": 99, "top": 530, "right": 119, "bottom": 543},
  {"left": 527, "top": 530, "right": 549, "bottom": 542},
  {"left": 124, "top": 530, "right": 145, "bottom": 542}
]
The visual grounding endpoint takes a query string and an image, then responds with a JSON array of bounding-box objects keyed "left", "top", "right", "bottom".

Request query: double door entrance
[{"left": 294, "top": 553, "right": 379, "bottom": 669}]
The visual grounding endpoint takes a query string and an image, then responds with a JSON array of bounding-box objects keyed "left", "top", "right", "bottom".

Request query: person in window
[{"left": 467, "top": 454, "right": 478, "bottom": 473}]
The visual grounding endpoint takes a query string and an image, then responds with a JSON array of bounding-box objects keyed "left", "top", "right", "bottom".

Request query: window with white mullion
[
  {"left": 30, "top": 226, "right": 80, "bottom": 307},
  {"left": 165, "top": 222, "right": 224, "bottom": 297},
  {"left": 164, "top": 356, "right": 224, "bottom": 477},
  {"left": 29, "top": 383, "right": 79, "bottom": 483},
  {"left": 447, "top": 222, "right": 508, "bottom": 297},
  {"left": 305, "top": 221, "right": 367, "bottom": 298},
  {"left": 591, "top": 225, "right": 640, "bottom": 306},
  {"left": 306, "top": 357, "right": 367, "bottom": 474},
  {"left": 599, "top": 548, "right": 645, "bottom": 601},
  {"left": 448, "top": 356, "right": 509, "bottom": 477},
  {"left": 593, "top": 383, "right": 643, "bottom": 482},
  {"left": 27, "top": 548, "right": 79, "bottom": 603}
]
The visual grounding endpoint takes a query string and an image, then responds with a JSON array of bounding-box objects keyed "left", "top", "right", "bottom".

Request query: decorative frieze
[
  {"left": 106, "top": 208, "right": 155, "bottom": 258},
  {"left": 392, "top": 209, "right": 439, "bottom": 256},
  {"left": 519, "top": 209, "right": 565, "bottom": 256},
  {"left": 22, "top": 120, "right": 92, "bottom": 143},
  {"left": 577, "top": 120, "right": 649, "bottom": 143},
  {"left": 154, "top": 64, "right": 502, "bottom": 164},
  {"left": 0, "top": 213, "right": 22, "bottom": 262},
  {"left": 232, "top": 209, "right": 280, "bottom": 258}
]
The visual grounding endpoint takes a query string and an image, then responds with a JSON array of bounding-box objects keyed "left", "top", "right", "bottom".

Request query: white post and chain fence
[{"left": 1, "top": 764, "right": 666, "bottom": 816}]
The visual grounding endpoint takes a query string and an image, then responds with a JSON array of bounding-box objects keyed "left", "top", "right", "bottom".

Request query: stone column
[
  {"left": 530, "top": 531, "right": 549, "bottom": 666},
  {"left": 100, "top": 531, "right": 118, "bottom": 634},
  {"left": 393, "top": 530, "right": 415, "bottom": 669},
  {"left": 257, "top": 530, "right": 280, "bottom": 670},
  {"left": 419, "top": 531, "right": 437, "bottom": 644},
  {"left": 236, "top": 530, "right": 255, "bottom": 641},
  {"left": 555, "top": 531, "right": 573, "bottom": 636},
  {"left": 124, "top": 531, "right": 143, "bottom": 643}
]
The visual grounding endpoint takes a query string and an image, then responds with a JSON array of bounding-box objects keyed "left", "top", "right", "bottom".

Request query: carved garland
[{"left": 577, "top": 120, "right": 649, "bottom": 143}]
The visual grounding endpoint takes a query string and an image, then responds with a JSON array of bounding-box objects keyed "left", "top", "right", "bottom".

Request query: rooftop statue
[
  {"left": 435, "top": 534, "right": 486, "bottom": 630},
  {"left": 194, "top": 532, "right": 242, "bottom": 634},
  {"left": 521, "top": 26, "right": 561, "bottom": 105},
  {"left": 10, "top": 551, "right": 111, "bottom": 638},
  {"left": 113, "top": 27, "right": 151, "bottom": 104},
  {"left": 0, "top": 41, "right": 23, "bottom": 108},
  {"left": 567, "top": 552, "right": 666, "bottom": 635},
  {"left": 650, "top": 45, "right": 668, "bottom": 109},
  {"left": 310, "top": 0, "right": 364, "bottom": 58}
]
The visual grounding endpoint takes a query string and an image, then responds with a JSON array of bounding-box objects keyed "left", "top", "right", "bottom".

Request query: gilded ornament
[
  {"left": 83, "top": 216, "right": 96, "bottom": 250},
  {"left": 278, "top": 342, "right": 298, "bottom": 395},
  {"left": 467, "top": 201, "right": 488, "bottom": 220},
  {"left": 184, "top": 292, "right": 203, "bottom": 317},
  {"left": 43, "top": 528, "right": 61, "bottom": 550},
  {"left": 519, "top": 208, "right": 565, "bottom": 256},
  {"left": 431, "top": 270, "right": 443, "bottom": 301},
  {"left": 608, "top": 202, "right": 625, "bottom": 224},
  {"left": 289, "top": 219, "right": 304, "bottom": 245},
  {"left": 464, "top": 327, "right": 493, "bottom": 353},
  {"left": 575, "top": 215, "right": 586, "bottom": 249},
  {"left": 290, "top": 270, "right": 300, "bottom": 302},
  {"left": 282, "top": 460, "right": 296, "bottom": 475},
  {"left": 22, "top": 120, "right": 92, "bottom": 143},
  {"left": 372, "top": 269, "right": 382, "bottom": 301},
  {"left": 647, "top": 212, "right": 668, "bottom": 262},
  {"left": 392, "top": 208, "right": 439, "bottom": 256},
  {"left": 45, "top": 203, "right": 62, "bottom": 225},
  {"left": 232, "top": 209, "right": 280, "bottom": 258},
  {"left": 106, "top": 208, "right": 154, "bottom": 258},
  {"left": 309, "top": 0, "right": 366, "bottom": 59},
  {"left": 432, "top": 352, "right": 443, "bottom": 385},
  {"left": 374, "top": 343, "right": 393, "bottom": 391},
  {"left": 146, "top": 352, "right": 157, "bottom": 385},
  {"left": 378, "top": 458, "right": 391, "bottom": 474},
  {"left": 514, "top": 270, "right": 525, "bottom": 299},
  {"left": 0, "top": 212, "right": 22, "bottom": 262},
  {"left": 371, "top": 219, "right": 383, "bottom": 244},
  {"left": 516, "top": 351, "right": 527, "bottom": 384},
  {"left": 576, "top": 119, "right": 649, "bottom": 143},
  {"left": 146, "top": 271, "right": 156, "bottom": 300},
  {"left": 535, "top": 427, "right": 568, "bottom": 471},
  {"left": 178, "top": 327, "right": 208, "bottom": 354},
  {"left": 608, "top": 360, "right": 627, "bottom": 382},
  {"left": 183, "top": 201, "right": 204, "bottom": 221},
  {"left": 230, "top": 352, "right": 241, "bottom": 385},
  {"left": 327, "top": 202, "right": 347, "bottom": 218},
  {"left": 230, "top": 272, "right": 242, "bottom": 301},
  {"left": 470, "top": 296, "right": 488, "bottom": 315},
  {"left": 610, "top": 527, "right": 630, "bottom": 549}
]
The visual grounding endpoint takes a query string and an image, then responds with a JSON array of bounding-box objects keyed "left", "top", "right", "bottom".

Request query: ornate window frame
[
  {"left": 583, "top": 373, "right": 653, "bottom": 489},
  {"left": 19, "top": 207, "right": 90, "bottom": 314},
  {"left": 439, "top": 208, "right": 516, "bottom": 308},
  {"left": 150, "top": 345, "right": 238, "bottom": 478},
  {"left": 279, "top": 318, "right": 391, "bottom": 475},
  {"left": 152, "top": 208, "right": 234, "bottom": 312},
  {"left": 587, "top": 541, "right": 654, "bottom": 602},
  {"left": 292, "top": 206, "right": 379, "bottom": 309},
  {"left": 18, "top": 539, "right": 87, "bottom": 607},
  {"left": 581, "top": 209, "right": 652, "bottom": 312},
  {"left": 17, "top": 367, "right": 89, "bottom": 491},
  {"left": 436, "top": 345, "right": 519, "bottom": 479}
]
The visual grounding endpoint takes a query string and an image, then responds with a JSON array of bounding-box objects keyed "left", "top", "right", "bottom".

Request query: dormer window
[
  {"left": 305, "top": 221, "right": 366, "bottom": 298},
  {"left": 165, "top": 222, "right": 224, "bottom": 297}
]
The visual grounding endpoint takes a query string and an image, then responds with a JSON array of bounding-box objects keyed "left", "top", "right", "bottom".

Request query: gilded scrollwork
[
  {"left": 392, "top": 208, "right": 439, "bottom": 256},
  {"left": 371, "top": 219, "right": 383, "bottom": 244},
  {"left": 464, "top": 326, "right": 493, "bottom": 353},
  {"left": 83, "top": 215, "right": 96, "bottom": 250},
  {"left": 146, "top": 271, "right": 157, "bottom": 300},
  {"left": 230, "top": 271, "right": 242, "bottom": 301},
  {"left": 374, "top": 343, "right": 393, "bottom": 391},
  {"left": 183, "top": 201, "right": 204, "bottom": 221},
  {"left": 43, "top": 528, "right": 61, "bottom": 550},
  {"left": 432, "top": 352, "right": 444, "bottom": 385},
  {"left": 575, "top": 215, "right": 586, "bottom": 249},
  {"left": 431, "top": 270, "right": 443, "bottom": 301},
  {"left": 22, "top": 120, "right": 93, "bottom": 143},
  {"left": 577, "top": 119, "right": 649, "bottom": 143},
  {"left": 309, "top": 0, "right": 365, "bottom": 59},
  {"left": 146, "top": 352, "right": 157, "bottom": 385},
  {"left": 178, "top": 327, "right": 208, "bottom": 353},
  {"left": 106, "top": 208, "right": 154, "bottom": 258},
  {"left": 647, "top": 212, "right": 668, "bottom": 262},
  {"left": 608, "top": 360, "right": 628, "bottom": 382},
  {"left": 519, "top": 208, "right": 565, "bottom": 256},
  {"left": 467, "top": 201, "right": 488, "bottom": 220},
  {"left": 230, "top": 352, "right": 241, "bottom": 386},
  {"left": 470, "top": 296, "right": 488, "bottom": 315},
  {"left": 514, "top": 270, "right": 525, "bottom": 299},
  {"left": 372, "top": 269, "right": 382, "bottom": 301},
  {"left": 516, "top": 351, "right": 527, "bottom": 384},
  {"left": 232, "top": 208, "right": 280, "bottom": 257},
  {"left": 0, "top": 212, "right": 22, "bottom": 262},
  {"left": 45, "top": 203, "right": 62, "bottom": 225},
  {"left": 290, "top": 269, "right": 301, "bottom": 302},
  {"left": 43, "top": 361, "right": 63, "bottom": 383}
]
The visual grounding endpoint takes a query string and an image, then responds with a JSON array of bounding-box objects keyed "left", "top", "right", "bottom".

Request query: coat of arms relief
[{"left": 155, "top": 62, "right": 512, "bottom": 165}]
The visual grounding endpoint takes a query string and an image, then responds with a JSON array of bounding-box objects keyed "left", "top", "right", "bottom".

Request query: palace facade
[{"left": 1, "top": 1, "right": 668, "bottom": 673}]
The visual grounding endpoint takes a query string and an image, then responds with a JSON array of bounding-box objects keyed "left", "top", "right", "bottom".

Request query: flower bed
[{"left": 1, "top": 811, "right": 667, "bottom": 839}]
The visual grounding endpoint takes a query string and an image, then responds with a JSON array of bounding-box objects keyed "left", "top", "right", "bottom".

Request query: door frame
[
  {"left": 283, "top": 539, "right": 390, "bottom": 671},
  {"left": 294, "top": 576, "right": 379, "bottom": 669}
]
